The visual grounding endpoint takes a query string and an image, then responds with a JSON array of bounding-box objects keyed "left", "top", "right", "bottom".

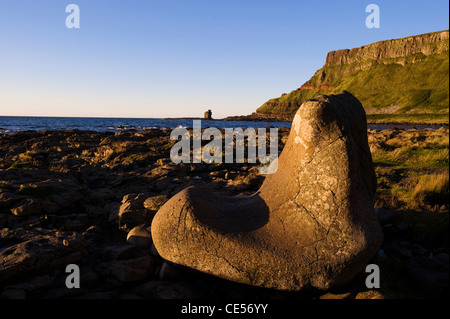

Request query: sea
[
  {"left": 0, "top": 116, "right": 291, "bottom": 134},
  {"left": 0, "top": 116, "right": 446, "bottom": 134}
]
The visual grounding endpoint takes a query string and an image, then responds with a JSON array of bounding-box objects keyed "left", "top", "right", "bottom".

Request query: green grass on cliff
[
  {"left": 258, "top": 51, "right": 449, "bottom": 122},
  {"left": 337, "top": 52, "right": 449, "bottom": 112}
]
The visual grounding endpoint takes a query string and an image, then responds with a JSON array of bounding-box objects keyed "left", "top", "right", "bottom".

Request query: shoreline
[
  {"left": 1, "top": 122, "right": 448, "bottom": 135},
  {"left": 2, "top": 113, "right": 448, "bottom": 135}
]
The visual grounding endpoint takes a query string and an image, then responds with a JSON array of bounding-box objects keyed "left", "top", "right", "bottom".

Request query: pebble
[{"left": 126, "top": 226, "right": 152, "bottom": 249}]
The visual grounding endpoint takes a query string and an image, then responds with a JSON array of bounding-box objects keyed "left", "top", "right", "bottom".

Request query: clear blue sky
[{"left": 0, "top": 0, "right": 448, "bottom": 118}]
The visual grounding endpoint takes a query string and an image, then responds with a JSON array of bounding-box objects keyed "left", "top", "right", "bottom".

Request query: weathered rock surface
[
  {"left": 117, "top": 194, "right": 151, "bottom": 231},
  {"left": 152, "top": 92, "right": 384, "bottom": 291},
  {"left": 0, "top": 228, "right": 85, "bottom": 285},
  {"left": 144, "top": 195, "right": 170, "bottom": 214}
]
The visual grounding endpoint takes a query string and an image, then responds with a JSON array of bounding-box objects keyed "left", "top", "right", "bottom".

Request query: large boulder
[{"left": 151, "top": 91, "right": 383, "bottom": 292}]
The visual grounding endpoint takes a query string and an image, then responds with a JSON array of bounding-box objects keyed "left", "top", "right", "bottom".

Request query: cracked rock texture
[{"left": 151, "top": 91, "right": 383, "bottom": 292}]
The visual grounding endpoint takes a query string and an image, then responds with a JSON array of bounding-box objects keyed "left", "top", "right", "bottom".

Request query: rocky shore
[
  {"left": 223, "top": 113, "right": 292, "bottom": 122},
  {"left": 0, "top": 128, "right": 448, "bottom": 299}
]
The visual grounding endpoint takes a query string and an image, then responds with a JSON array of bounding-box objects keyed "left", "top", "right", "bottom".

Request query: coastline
[
  {"left": 2, "top": 113, "right": 448, "bottom": 135},
  {"left": 1, "top": 122, "right": 448, "bottom": 135},
  {"left": 165, "top": 116, "right": 450, "bottom": 130}
]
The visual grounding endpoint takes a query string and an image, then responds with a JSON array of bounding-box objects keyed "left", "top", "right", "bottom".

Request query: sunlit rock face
[{"left": 152, "top": 91, "right": 383, "bottom": 292}]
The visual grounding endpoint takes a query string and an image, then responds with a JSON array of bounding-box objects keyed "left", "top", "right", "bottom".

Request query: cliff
[
  {"left": 256, "top": 30, "right": 449, "bottom": 120},
  {"left": 325, "top": 30, "right": 448, "bottom": 67}
]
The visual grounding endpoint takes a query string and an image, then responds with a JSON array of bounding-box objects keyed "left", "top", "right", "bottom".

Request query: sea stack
[
  {"left": 152, "top": 91, "right": 383, "bottom": 292},
  {"left": 204, "top": 110, "right": 212, "bottom": 120}
]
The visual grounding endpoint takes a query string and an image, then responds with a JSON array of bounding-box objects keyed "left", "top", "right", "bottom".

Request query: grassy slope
[
  {"left": 370, "top": 128, "right": 449, "bottom": 209},
  {"left": 258, "top": 50, "right": 449, "bottom": 123}
]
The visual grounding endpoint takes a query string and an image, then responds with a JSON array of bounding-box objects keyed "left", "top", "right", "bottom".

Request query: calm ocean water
[
  {"left": 0, "top": 116, "right": 445, "bottom": 134},
  {"left": 0, "top": 116, "right": 292, "bottom": 134}
]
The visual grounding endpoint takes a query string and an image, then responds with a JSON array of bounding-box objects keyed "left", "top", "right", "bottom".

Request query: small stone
[
  {"left": 0, "top": 229, "right": 85, "bottom": 285},
  {"left": 143, "top": 195, "right": 170, "bottom": 212},
  {"left": 156, "top": 158, "right": 171, "bottom": 166},
  {"left": 242, "top": 174, "right": 264, "bottom": 189},
  {"left": 411, "top": 244, "right": 427, "bottom": 256},
  {"left": 134, "top": 281, "right": 206, "bottom": 299},
  {"left": 386, "top": 240, "right": 412, "bottom": 259},
  {"left": 319, "top": 292, "right": 352, "bottom": 299},
  {"left": 10, "top": 198, "right": 42, "bottom": 217},
  {"left": 127, "top": 226, "right": 152, "bottom": 249},
  {"left": 355, "top": 290, "right": 387, "bottom": 299},
  {"left": 102, "top": 244, "right": 139, "bottom": 261},
  {"left": 224, "top": 172, "right": 238, "bottom": 180},
  {"left": 6, "top": 274, "right": 54, "bottom": 293},
  {"left": 118, "top": 194, "right": 149, "bottom": 231},
  {"left": 406, "top": 257, "right": 449, "bottom": 297}
]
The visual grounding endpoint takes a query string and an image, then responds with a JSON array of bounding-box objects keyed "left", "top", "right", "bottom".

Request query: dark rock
[
  {"left": 97, "top": 256, "right": 156, "bottom": 283},
  {"left": 10, "top": 198, "right": 41, "bottom": 217},
  {"left": 385, "top": 240, "right": 413, "bottom": 259},
  {"left": 224, "top": 172, "right": 239, "bottom": 180},
  {"left": 117, "top": 194, "right": 150, "bottom": 231},
  {"left": 406, "top": 257, "right": 449, "bottom": 298},
  {"left": 374, "top": 207, "right": 393, "bottom": 225},
  {"left": 0, "top": 228, "right": 85, "bottom": 285},
  {"left": 242, "top": 173, "right": 264, "bottom": 189},
  {"left": 143, "top": 195, "right": 170, "bottom": 213},
  {"left": 101, "top": 244, "right": 140, "bottom": 261},
  {"left": 159, "top": 262, "right": 184, "bottom": 281},
  {"left": 319, "top": 291, "right": 352, "bottom": 299},
  {"left": 134, "top": 280, "right": 206, "bottom": 299},
  {"left": 354, "top": 290, "right": 387, "bottom": 299},
  {"left": 0, "top": 192, "right": 25, "bottom": 209}
]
